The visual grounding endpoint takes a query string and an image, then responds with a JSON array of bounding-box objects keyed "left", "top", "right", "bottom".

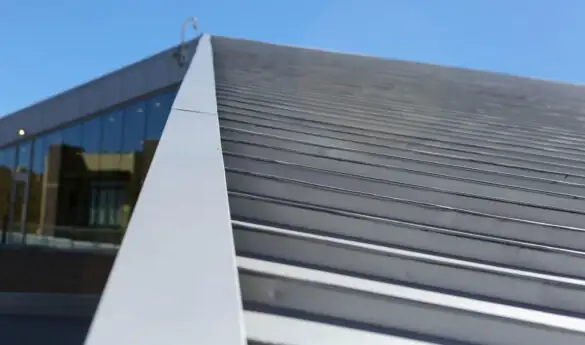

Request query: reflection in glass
[
  {"left": 3, "top": 87, "right": 178, "bottom": 250},
  {"left": 144, "top": 90, "right": 176, "bottom": 176},
  {"left": 45, "top": 131, "right": 63, "bottom": 153},
  {"left": 123, "top": 102, "right": 146, "bottom": 152},
  {"left": 63, "top": 124, "right": 82, "bottom": 147},
  {"left": 55, "top": 124, "right": 83, "bottom": 241},
  {"left": 1, "top": 147, "right": 16, "bottom": 240},
  {"left": 10, "top": 179, "right": 27, "bottom": 239},
  {"left": 3, "top": 148, "right": 16, "bottom": 175},
  {"left": 82, "top": 117, "right": 102, "bottom": 154},
  {"left": 39, "top": 130, "right": 63, "bottom": 240},
  {"left": 0, "top": 151, "right": 6, "bottom": 230},
  {"left": 121, "top": 102, "right": 146, "bottom": 225},
  {"left": 0, "top": 149, "right": 14, "bottom": 241},
  {"left": 27, "top": 138, "right": 45, "bottom": 238},
  {"left": 17, "top": 142, "right": 31, "bottom": 173},
  {"left": 102, "top": 111, "right": 123, "bottom": 154},
  {"left": 10, "top": 141, "right": 32, "bottom": 239},
  {"left": 146, "top": 90, "right": 176, "bottom": 140}
]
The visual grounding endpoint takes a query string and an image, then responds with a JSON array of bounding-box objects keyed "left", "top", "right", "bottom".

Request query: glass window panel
[
  {"left": 6, "top": 90, "right": 183, "bottom": 248},
  {"left": 0, "top": 150, "right": 4, "bottom": 193},
  {"left": 3, "top": 147, "right": 16, "bottom": 187},
  {"left": 101, "top": 111, "right": 123, "bottom": 173},
  {"left": 116, "top": 189, "right": 124, "bottom": 226},
  {"left": 63, "top": 124, "right": 82, "bottom": 148},
  {"left": 43, "top": 130, "right": 63, "bottom": 167},
  {"left": 32, "top": 137, "right": 45, "bottom": 174},
  {"left": 0, "top": 149, "right": 10, "bottom": 227},
  {"left": 16, "top": 141, "right": 32, "bottom": 173},
  {"left": 40, "top": 132, "right": 62, "bottom": 240},
  {"left": 11, "top": 142, "right": 32, "bottom": 236},
  {"left": 4, "top": 147, "right": 16, "bottom": 171},
  {"left": 90, "top": 187, "right": 98, "bottom": 226},
  {"left": 107, "top": 189, "right": 114, "bottom": 227},
  {"left": 60, "top": 124, "right": 83, "bottom": 174},
  {"left": 146, "top": 89, "right": 177, "bottom": 140},
  {"left": 98, "top": 188, "right": 107, "bottom": 226},
  {"left": 106, "top": 189, "right": 114, "bottom": 226},
  {"left": 1, "top": 148, "right": 16, "bottom": 236},
  {"left": 120, "top": 101, "right": 147, "bottom": 229},
  {"left": 45, "top": 131, "right": 63, "bottom": 148},
  {"left": 79, "top": 117, "right": 103, "bottom": 245},
  {"left": 55, "top": 124, "right": 86, "bottom": 237},
  {"left": 82, "top": 117, "right": 102, "bottom": 153},
  {"left": 123, "top": 102, "right": 146, "bottom": 152},
  {"left": 101, "top": 111, "right": 123, "bottom": 153},
  {"left": 111, "top": 189, "right": 119, "bottom": 227},
  {"left": 80, "top": 117, "right": 102, "bottom": 230},
  {"left": 27, "top": 137, "right": 46, "bottom": 237},
  {"left": 142, "top": 90, "right": 177, "bottom": 196}
]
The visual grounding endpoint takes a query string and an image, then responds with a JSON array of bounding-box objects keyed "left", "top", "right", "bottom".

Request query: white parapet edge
[{"left": 84, "top": 34, "right": 246, "bottom": 345}]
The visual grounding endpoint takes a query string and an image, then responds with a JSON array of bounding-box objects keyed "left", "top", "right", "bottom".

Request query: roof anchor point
[{"left": 173, "top": 17, "right": 199, "bottom": 67}]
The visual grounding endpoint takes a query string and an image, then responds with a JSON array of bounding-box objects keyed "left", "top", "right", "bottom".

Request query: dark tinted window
[
  {"left": 44, "top": 130, "right": 63, "bottom": 159},
  {"left": 63, "top": 124, "right": 82, "bottom": 148},
  {"left": 16, "top": 141, "right": 32, "bottom": 173},
  {"left": 146, "top": 90, "right": 176, "bottom": 139},
  {"left": 0, "top": 148, "right": 14, "bottom": 219},
  {"left": 4, "top": 147, "right": 16, "bottom": 171},
  {"left": 27, "top": 136, "right": 46, "bottom": 234},
  {"left": 123, "top": 102, "right": 146, "bottom": 152},
  {"left": 101, "top": 110, "right": 123, "bottom": 153},
  {"left": 32, "top": 137, "right": 45, "bottom": 174},
  {"left": 4, "top": 87, "right": 178, "bottom": 251},
  {"left": 82, "top": 117, "right": 102, "bottom": 153}
]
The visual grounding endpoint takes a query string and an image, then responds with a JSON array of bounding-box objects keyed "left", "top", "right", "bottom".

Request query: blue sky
[{"left": 1, "top": 0, "right": 584, "bottom": 116}]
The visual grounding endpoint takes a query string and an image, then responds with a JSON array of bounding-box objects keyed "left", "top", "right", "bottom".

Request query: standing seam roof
[{"left": 212, "top": 36, "right": 585, "bottom": 344}]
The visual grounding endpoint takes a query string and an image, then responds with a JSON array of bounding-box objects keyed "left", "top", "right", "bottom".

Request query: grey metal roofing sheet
[{"left": 212, "top": 36, "right": 585, "bottom": 343}]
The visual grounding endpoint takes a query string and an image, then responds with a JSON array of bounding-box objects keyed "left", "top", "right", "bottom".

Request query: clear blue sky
[{"left": 2, "top": 0, "right": 584, "bottom": 116}]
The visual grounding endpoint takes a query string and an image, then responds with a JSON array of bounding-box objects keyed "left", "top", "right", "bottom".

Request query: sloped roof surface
[{"left": 212, "top": 36, "right": 585, "bottom": 344}]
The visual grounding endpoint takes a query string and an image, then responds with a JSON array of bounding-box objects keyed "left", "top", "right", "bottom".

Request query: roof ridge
[{"left": 212, "top": 34, "right": 585, "bottom": 90}]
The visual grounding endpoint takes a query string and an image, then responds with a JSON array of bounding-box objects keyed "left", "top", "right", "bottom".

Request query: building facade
[
  {"left": 0, "top": 39, "right": 198, "bottom": 248},
  {"left": 4, "top": 34, "right": 585, "bottom": 345}
]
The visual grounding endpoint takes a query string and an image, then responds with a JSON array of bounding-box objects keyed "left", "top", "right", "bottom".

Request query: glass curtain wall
[
  {"left": 0, "top": 148, "right": 15, "bottom": 243},
  {"left": 0, "top": 87, "right": 177, "bottom": 249}
]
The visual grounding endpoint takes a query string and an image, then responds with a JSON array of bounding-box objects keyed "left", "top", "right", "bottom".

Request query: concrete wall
[{"left": 0, "top": 38, "right": 199, "bottom": 149}]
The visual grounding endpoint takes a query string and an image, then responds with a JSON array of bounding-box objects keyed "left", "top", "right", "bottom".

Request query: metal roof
[
  {"left": 83, "top": 35, "right": 585, "bottom": 345},
  {"left": 214, "top": 36, "right": 585, "bottom": 344}
]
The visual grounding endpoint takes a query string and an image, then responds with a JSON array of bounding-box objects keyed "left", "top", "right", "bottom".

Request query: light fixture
[
  {"left": 173, "top": 17, "right": 199, "bottom": 67},
  {"left": 17, "top": 129, "right": 25, "bottom": 136}
]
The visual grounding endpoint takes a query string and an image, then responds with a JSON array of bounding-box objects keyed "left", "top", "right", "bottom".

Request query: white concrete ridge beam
[{"left": 84, "top": 34, "right": 246, "bottom": 345}]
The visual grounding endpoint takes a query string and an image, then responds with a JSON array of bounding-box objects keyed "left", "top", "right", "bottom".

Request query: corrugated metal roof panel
[{"left": 213, "top": 36, "right": 585, "bottom": 343}]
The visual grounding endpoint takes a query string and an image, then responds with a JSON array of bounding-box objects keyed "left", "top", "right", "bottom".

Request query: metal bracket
[{"left": 173, "top": 17, "right": 199, "bottom": 67}]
